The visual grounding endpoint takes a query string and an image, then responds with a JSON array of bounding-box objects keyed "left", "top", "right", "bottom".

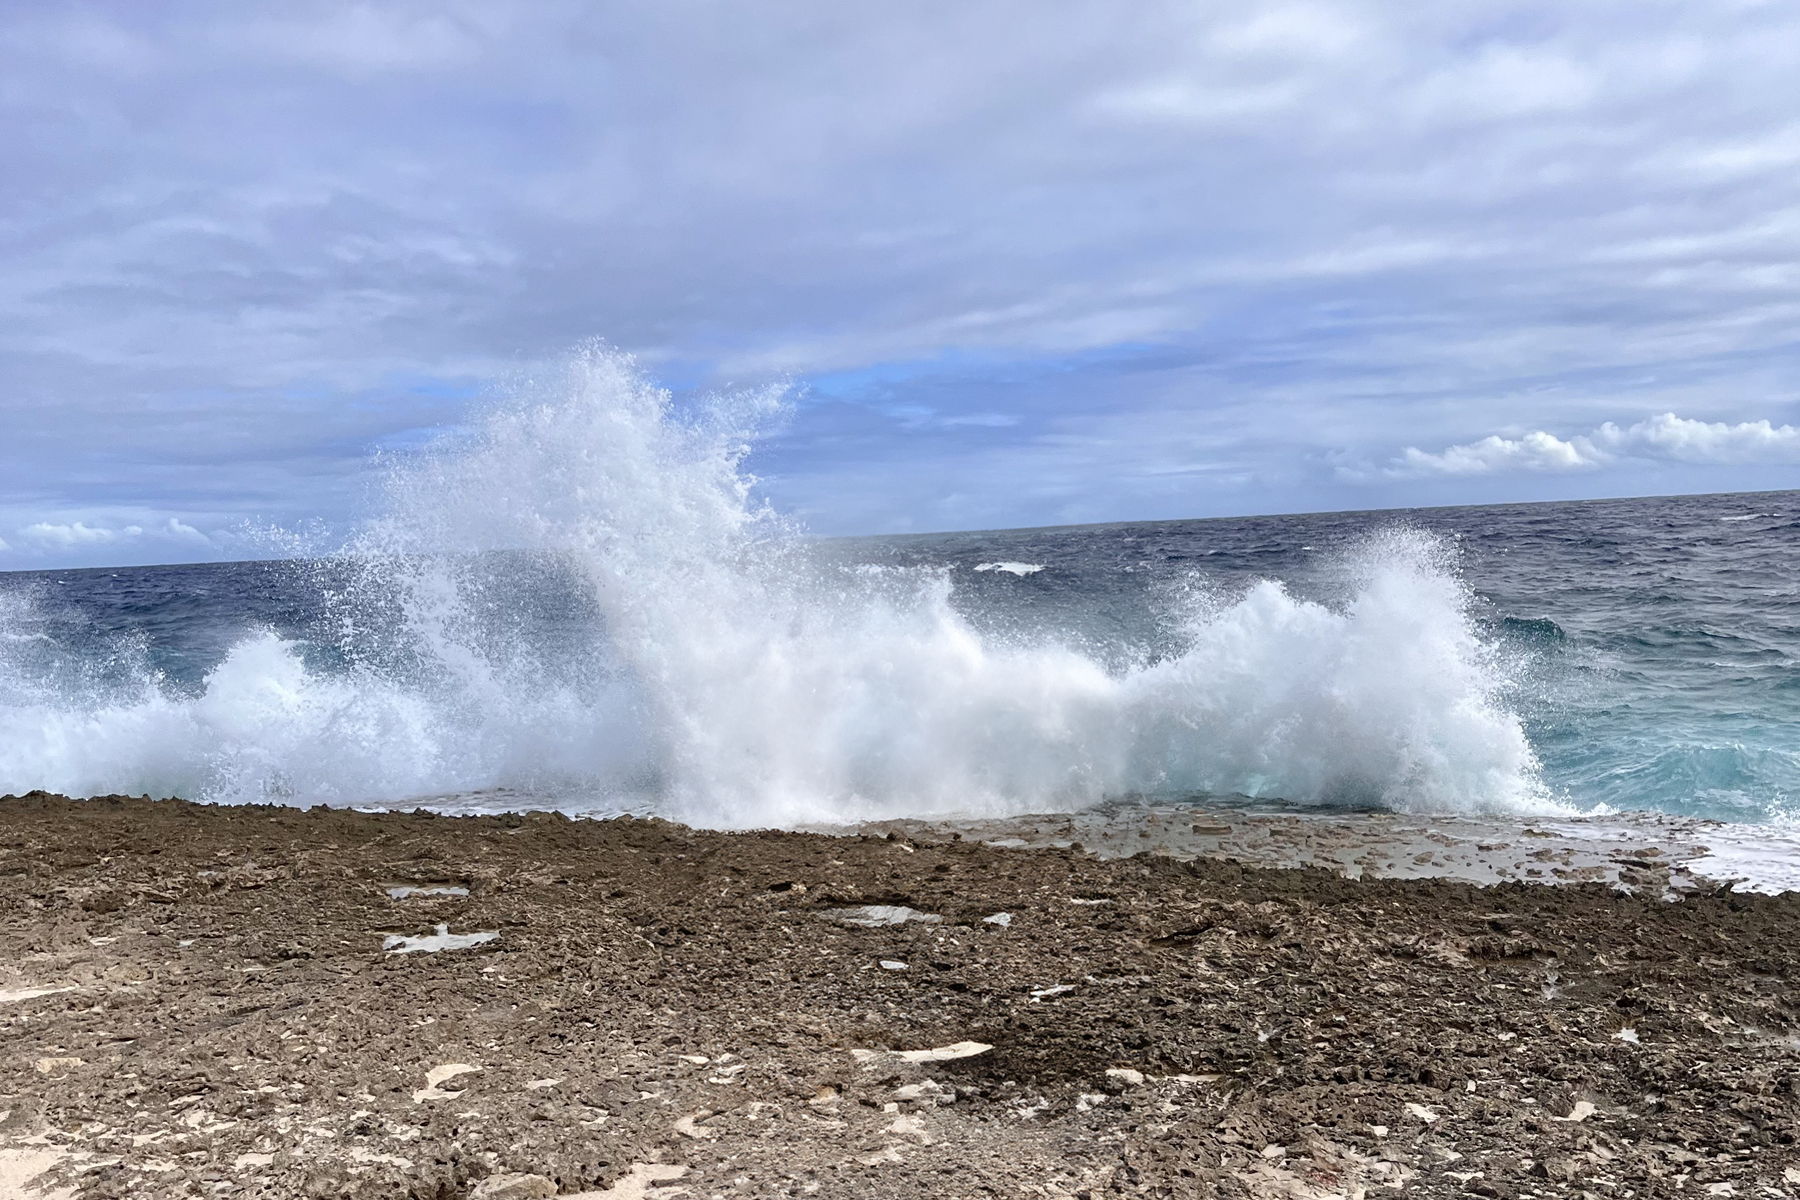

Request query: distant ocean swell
[{"left": 0, "top": 349, "right": 1553, "bottom": 824}]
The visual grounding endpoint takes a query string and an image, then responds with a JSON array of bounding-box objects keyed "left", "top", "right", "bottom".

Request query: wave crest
[{"left": 0, "top": 348, "right": 1551, "bottom": 821}]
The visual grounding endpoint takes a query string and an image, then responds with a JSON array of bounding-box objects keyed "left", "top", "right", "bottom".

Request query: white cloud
[
  {"left": 163, "top": 517, "right": 213, "bottom": 543},
  {"left": 1591, "top": 412, "right": 1800, "bottom": 463},
  {"left": 3, "top": 1, "right": 1800, "bottom": 554},
  {"left": 14, "top": 516, "right": 214, "bottom": 553},
  {"left": 21, "top": 521, "right": 133, "bottom": 547},
  {"left": 1389, "top": 413, "right": 1800, "bottom": 477},
  {"left": 1392, "top": 431, "right": 1604, "bottom": 477}
]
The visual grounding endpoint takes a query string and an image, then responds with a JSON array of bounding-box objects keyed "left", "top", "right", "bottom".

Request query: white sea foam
[
  {"left": 974, "top": 561, "right": 1045, "bottom": 576},
  {"left": 0, "top": 346, "right": 1553, "bottom": 825}
]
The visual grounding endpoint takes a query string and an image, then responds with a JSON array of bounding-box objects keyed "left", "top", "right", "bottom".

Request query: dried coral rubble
[{"left": 1, "top": 792, "right": 1798, "bottom": 1198}]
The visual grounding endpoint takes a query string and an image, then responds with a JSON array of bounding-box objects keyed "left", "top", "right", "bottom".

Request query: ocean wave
[{"left": 0, "top": 346, "right": 1552, "bottom": 823}]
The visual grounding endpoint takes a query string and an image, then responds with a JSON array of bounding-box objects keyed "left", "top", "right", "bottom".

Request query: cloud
[
  {"left": 1592, "top": 413, "right": 1800, "bottom": 464},
  {"left": 1392, "top": 431, "right": 1603, "bottom": 477},
  {"left": 1389, "top": 414, "right": 1800, "bottom": 478},
  {"left": 162, "top": 517, "right": 214, "bottom": 543},
  {"left": 14, "top": 516, "right": 215, "bottom": 553},
  {"left": 2, "top": 2, "right": 1800, "bottom": 560},
  {"left": 20, "top": 521, "right": 136, "bottom": 548}
]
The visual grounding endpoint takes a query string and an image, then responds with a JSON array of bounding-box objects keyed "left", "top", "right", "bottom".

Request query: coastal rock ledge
[{"left": 2, "top": 792, "right": 1798, "bottom": 1198}]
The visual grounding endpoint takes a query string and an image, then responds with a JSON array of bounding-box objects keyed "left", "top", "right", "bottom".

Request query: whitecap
[{"left": 0, "top": 347, "right": 1551, "bottom": 828}]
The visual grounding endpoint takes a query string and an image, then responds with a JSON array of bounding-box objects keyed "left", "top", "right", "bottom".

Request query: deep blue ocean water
[{"left": 2, "top": 490, "right": 1794, "bottom": 826}]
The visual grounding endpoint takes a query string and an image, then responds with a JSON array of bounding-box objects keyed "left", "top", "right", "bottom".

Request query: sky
[{"left": 2, "top": 1, "right": 1797, "bottom": 569}]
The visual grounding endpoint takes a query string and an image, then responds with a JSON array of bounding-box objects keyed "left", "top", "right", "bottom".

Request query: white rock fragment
[
  {"left": 852, "top": 1041, "right": 994, "bottom": 1066},
  {"left": 413, "top": 1063, "right": 479, "bottom": 1102},
  {"left": 819, "top": 906, "right": 942, "bottom": 928},
  {"left": 1614, "top": 1027, "right": 1640, "bottom": 1044},
  {"left": 524, "top": 1079, "right": 561, "bottom": 1091},
  {"left": 233, "top": 1153, "right": 275, "bottom": 1169},
  {"left": 855, "top": 1145, "right": 906, "bottom": 1166},
  {"left": 34, "top": 1056, "right": 83, "bottom": 1075},
  {"left": 383, "top": 925, "right": 498, "bottom": 954},
  {"left": 885, "top": 1113, "right": 932, "bottom": 1142},
  {"left": 564, "top": 1163, "right": 690, "bottom": 1199},
  {"left": 880, "top": 960, "right": 908, "bottom": 971},
  {"left": 1030, "top": 984, "right": 1076, "bottom": 1001},
  {"left": 1553, "top": 1100, "right": 1599, "bottom": 1122},
  {"left": 1106, "top": 1068, "right": 1146, "bottom": 1088},
  {"left": 892, "top": 1080, "right": 954, "bottom": 1106},
  {"left": 673, "top": 1111, "right": 716, "bottom": 1139},
  {"left": 0, "top": 1147, "right": 74, "bottom": 1200},
  {"left": 982, "top": 912, "right": 1012, "bottom": 926},
  {"left": 1404, "top": 1102, "right": 1440, "bottom": 1124},
  {"left": 386, "top": 884, "right": 470, "bottom": 900},
  {"left": 0, "top": 985, "right": 75, "bottom": 1004},
  {"left": 471, "top": 1173, "right": 557, "bottom": 1199}
]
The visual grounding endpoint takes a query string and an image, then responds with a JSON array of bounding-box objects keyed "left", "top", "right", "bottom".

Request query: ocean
[{"left": 1, "top": 355, "right": 1795, "bottom": 875}]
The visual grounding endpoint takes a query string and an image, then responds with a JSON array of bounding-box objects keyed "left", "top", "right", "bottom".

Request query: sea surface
[{"left": 1, "top": 357, "right": 1795, "bottom": 878}]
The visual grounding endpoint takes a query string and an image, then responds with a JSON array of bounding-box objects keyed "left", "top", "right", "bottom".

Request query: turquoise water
[
  {"left": 2, "top": 491, "right": 1793, "bottom": 825},
  {"left": 0, "top": 359, "right": 1792, "bottom": 824}
]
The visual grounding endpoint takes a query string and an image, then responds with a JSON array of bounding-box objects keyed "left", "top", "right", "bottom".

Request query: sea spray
[{"left": 0, "top": 347, "right": 1552, "bottom": 819}]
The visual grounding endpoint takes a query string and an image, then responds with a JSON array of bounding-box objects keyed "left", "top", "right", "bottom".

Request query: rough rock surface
[{"left": 1, "top": 792, "right": 1798, "bottom": 1198}]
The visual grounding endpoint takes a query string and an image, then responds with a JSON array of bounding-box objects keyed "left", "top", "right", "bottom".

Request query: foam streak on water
[{"left": 0, "top": 349, "right": 1552, "bottom": 825}]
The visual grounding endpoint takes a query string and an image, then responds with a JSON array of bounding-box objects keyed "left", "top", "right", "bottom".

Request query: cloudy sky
[{"left": 3, "top": 1, "right": 1797, "bottom": 568}]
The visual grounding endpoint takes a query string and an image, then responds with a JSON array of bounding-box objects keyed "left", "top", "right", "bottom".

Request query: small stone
[
  {"left": 1552, "top": 1100, "right": 1598, "bottom": 1123},
  {"left": 851, "top": 1041, "right": 993, "bottom": 1066},
  {"left": 34, "top": 1057, "right": 83, "bottom": 1075},
  {"left": 1105, "top": 1068, "right": 1145, "bottom": 1088},
  {"left": 412, "top": 1063, "right": 479, "bottom": 1101},
  {"left": 674, "top": 1111, "right": 717, "bottom": 1139},
  {"left": 470, "top": 1173, "right": 557, "bottom": 1199},
  {"left": 819, "top": 906, "right": 942, "bottom": 928}
]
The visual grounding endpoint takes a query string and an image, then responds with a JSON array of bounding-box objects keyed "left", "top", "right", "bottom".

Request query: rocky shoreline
[{"left": 3, "top": 792, "right": 1798, "bottom": 1198}]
